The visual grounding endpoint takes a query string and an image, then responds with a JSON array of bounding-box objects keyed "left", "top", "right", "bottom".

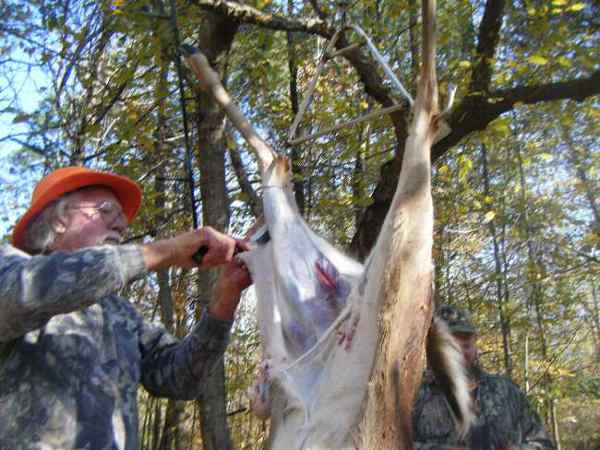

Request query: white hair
[{"left": 21, "top": 186, "right": 105, "bottom": 255}]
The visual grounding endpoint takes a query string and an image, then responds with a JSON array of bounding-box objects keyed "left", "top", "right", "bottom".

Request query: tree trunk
[
  {"left": 481, "top": 143, "right": 513, "bottom": 377},
  {"left": 153, "top": 41, "right": 183, "bottom": 450},
  {"left": 286, "top": 0, "right": 305, "bottom": 214},
  {"left": 516, "top": 145, "right": 559, "bottom": 446},
  {"left": 192, "top": 11, "right": 238, "bottom": 450},
  {"left": 590, "top": 283, "right": 600, "bottom": 363}
]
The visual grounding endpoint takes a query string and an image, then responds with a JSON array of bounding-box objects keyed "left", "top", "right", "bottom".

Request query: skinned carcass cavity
[{"left": 241, "top": 176, "right": 364, "bottom": 364}]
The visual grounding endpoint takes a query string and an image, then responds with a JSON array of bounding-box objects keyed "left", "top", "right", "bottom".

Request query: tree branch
[
  {"left": 468, "top": 0, "right": 505, "bottom": 93},
  {"left": 191, "top": 0, "right": 330, "bottom": 34},
  {"left": 351, "top": 69, "right": 600, "bottom": 259},
  {"left": 435, "top": 69, "right": 600, "bottom": 158}
]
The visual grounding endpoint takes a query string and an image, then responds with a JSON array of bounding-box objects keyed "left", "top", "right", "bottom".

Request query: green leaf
[{"left": 12, "top": 113, "right": 30, "bottom": 124}]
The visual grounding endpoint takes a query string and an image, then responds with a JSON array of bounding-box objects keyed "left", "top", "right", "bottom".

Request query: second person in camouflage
[{"left": 412, "top": 305, "right": 555, "bottom": 450}]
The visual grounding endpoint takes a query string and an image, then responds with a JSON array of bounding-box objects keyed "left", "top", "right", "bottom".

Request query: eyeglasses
[{"left": 68, "top": 200, "right": 126, "bottom": 225}]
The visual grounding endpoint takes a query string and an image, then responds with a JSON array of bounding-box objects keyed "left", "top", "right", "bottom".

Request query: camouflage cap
[{"left": 437, "top": 304, "right": 476, "bottom": 334}]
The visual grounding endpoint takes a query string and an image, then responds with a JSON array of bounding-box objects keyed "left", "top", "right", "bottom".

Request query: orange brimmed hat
[{"left": 12, "top": 166, "right": 142, "bottom": 250}]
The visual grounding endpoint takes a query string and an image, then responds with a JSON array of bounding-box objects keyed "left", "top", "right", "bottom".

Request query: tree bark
[
  {"left": 286, "top": 0, "right": 305, "bottom": 214},
  {"left": 192, "top": 11, "right": 239, "bottom": 450},
  {"left": 153, "top": 39, "right": 183, "bottom": 450}
]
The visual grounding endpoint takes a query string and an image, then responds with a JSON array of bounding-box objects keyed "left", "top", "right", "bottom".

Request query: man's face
[
  {"left": 453, "top": 332, "right": 478, "bottom": 368},
  {"left": 53, "top": 187, "right": 128, "bottom": 251}
]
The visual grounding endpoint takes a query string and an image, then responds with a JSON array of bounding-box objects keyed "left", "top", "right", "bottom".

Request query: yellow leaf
[
  {"left": 438, "top": 165, "right": 450, "bottom": 175},
  {"left": 528, "top": 54, "right": 548, "bottom": 65},
  {"left": 552, "top": 0, "right": 567, "bottom": 5},
  {"left": 490, "top": 117, "right": 511, "bottom": 134},
  {"left": 557, "top": 56, "right": 572, "bottom": 67},
  {"left": 484, "top": 195, "right": 494, "bottom": 205},
  {"left": 527, "top": 7, "right": 536, "bottom": 15},
  {"left": 360, "top": 101, "right": 369, "bottom": 110},
  {"left": 458, "top": 60, "right": 471, "bottom": 69},
  {"left": 568, "top": 3, "right": 585, "bottom": 11},
  {"left": 539, "top": 153, "right": 554, "bottom": 161},
  {"left": 483, "top": 211, "right": 496, "bottom": 223}
]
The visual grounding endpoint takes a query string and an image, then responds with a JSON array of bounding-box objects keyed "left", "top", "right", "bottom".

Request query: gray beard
[{"left": 467, "top": 359, "right": 483, "bottom": 380}]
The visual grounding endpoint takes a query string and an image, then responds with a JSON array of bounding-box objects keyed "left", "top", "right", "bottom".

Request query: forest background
[{"left": 1, "top": 0, "right": 598, "bottom": 448}]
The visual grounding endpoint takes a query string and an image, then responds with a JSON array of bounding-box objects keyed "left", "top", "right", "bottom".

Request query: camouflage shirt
[
  {"left": 413, "top": 371, "right": 555, "bottom": 450},
  {"left": 0, "top": 244, "right": 232, "bottom": 450}
]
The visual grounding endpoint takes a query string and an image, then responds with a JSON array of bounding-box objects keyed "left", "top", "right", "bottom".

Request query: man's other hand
[{"left": 210, "top": 257, "right": 252, "bottom": 320}]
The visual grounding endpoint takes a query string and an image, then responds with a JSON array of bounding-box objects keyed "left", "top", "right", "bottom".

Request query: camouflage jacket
[
  {"left": 412, "top": 371, "right": 555, "bottom": 450},
  {"left": 0, "top": 244, "right": 232, "bottom": 450}
]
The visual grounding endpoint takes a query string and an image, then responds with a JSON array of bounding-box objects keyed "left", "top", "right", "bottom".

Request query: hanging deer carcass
[{"left": 184, "top": 1, "right": 472, "bottom": 448}]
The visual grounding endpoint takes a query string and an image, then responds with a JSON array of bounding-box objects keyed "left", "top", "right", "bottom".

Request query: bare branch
[{"left": 227, "top": 132, "right": 262, "bottom": 218}]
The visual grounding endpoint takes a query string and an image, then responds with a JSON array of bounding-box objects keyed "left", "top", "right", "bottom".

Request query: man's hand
[
  {"left": 142, "top": 227, "right": 248, "bottom": 271},
  {"left": 209, "top": 257, "right": 252, "bottom": 320},
  {"left": 198, "top": 227, "right": 250, "bottom": 267}
]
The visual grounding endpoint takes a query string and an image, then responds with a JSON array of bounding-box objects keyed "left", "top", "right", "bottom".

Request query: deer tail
[{"left": 427, "top": 317, "right": 475, "bottom": 438}]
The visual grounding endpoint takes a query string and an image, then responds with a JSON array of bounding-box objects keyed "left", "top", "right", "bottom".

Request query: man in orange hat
[{"left": 0, "top": 167, "right": 252, "bottom": 450}]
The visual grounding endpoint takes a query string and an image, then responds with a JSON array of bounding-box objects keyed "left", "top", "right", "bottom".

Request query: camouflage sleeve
[
  {"left": 511, "top": 382, "right": 556, "bottom": 450},
  {"left": 139, "top": 310, "right": 232, "bottom": 400},
  {"left": 412, "top": 382, "right": 463, "bottom": 450},
  {"left": 414, "top": 442, "right": 462, "bottom": 450},
  {"left": 0, "top": 244, "right": 146, "bottom": 343}
]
